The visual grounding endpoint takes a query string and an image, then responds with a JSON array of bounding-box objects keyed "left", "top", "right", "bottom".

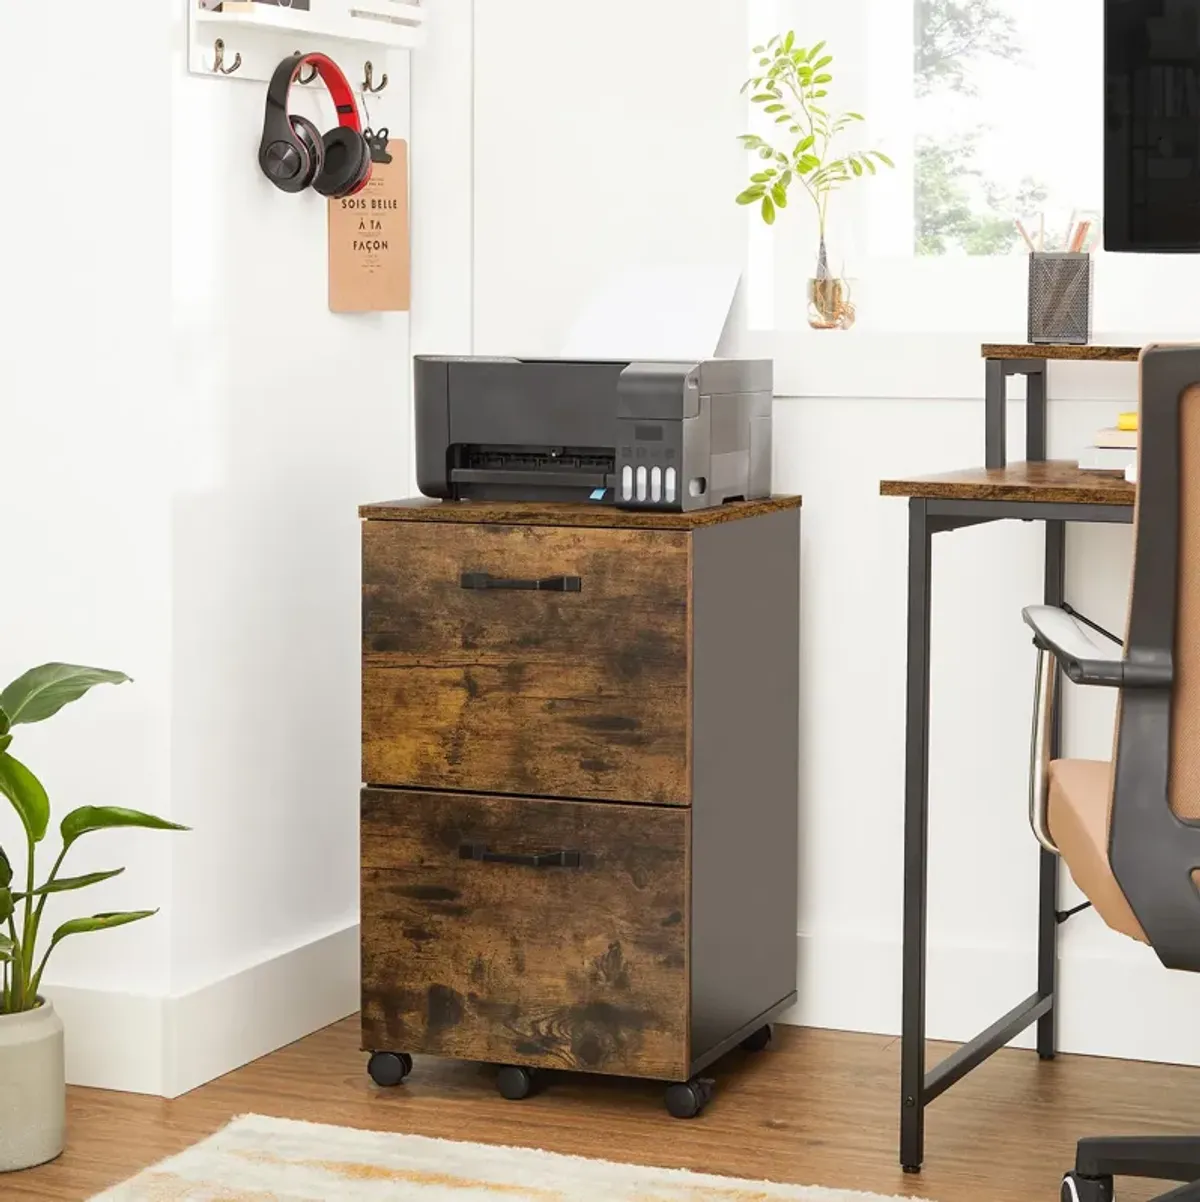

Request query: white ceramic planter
[{"left": 0, "top": 999, "right": 65, "bottom": 1172}]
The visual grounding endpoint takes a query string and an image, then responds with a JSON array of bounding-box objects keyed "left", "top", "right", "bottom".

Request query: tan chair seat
[{"left": 1048, "top": 758, "right": 1148, "bottom": 944}]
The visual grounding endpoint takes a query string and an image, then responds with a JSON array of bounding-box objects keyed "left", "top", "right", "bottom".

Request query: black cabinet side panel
[{"left": 690, "top": 507, "right": 801, "bottom": 1060}]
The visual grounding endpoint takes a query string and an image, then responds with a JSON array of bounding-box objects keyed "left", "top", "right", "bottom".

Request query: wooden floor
[{"left": 7, "top": 1019, "right": 1199, "bottom": 1201}]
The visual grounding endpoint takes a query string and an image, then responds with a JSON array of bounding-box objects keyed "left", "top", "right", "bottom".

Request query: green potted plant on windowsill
[
  {"left": 0, "top": 664, "right": 186, "bottom": 1173},
  {"left": 737, "top": 32, "right": 895, "bottom": 330}
]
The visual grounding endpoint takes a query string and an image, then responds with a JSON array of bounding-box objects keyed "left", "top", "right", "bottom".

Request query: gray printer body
[{"left": 414, "top": 356, "right": 773, "bottom": 512}]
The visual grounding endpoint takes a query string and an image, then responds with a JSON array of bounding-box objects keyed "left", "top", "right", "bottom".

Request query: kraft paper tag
[{"left": 328, "top": 139, "right": 409, "bottom": 313}]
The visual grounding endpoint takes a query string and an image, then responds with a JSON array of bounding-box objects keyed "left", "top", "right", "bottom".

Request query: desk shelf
[
  {"left": 982, "top": 342, "right": 1140, "bottom": 363},
  {"left": 880, "top": 461, "right": 1137, "bottom": 508}
]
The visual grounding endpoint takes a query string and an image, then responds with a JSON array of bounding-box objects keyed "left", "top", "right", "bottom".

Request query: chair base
[{"left": 1065, "top": 1135, "right": 1200, "bottom": 1201}]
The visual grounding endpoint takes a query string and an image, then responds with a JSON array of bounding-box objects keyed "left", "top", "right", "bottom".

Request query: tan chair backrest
[
  {"left": 1107, "top": 348, "right": 1200, "bottom": 971},
  {"left": 1170, "top": 384, "right": 1200, "bottom": 823},
  {"left": 1114, "top": 366, "right": 1200, "bottom": 828}
]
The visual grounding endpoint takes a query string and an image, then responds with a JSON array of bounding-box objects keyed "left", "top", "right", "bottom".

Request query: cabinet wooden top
[
  {"left": 359, "top": 495, "right": 802, "bottom": 528},
  {"left": 982, "top": 342, "right": 1140, "bottom": 362}
]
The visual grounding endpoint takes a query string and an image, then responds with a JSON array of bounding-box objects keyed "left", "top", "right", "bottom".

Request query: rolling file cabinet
[{"left": 358, "top": 496, "right": 801, "bottom": 1117}]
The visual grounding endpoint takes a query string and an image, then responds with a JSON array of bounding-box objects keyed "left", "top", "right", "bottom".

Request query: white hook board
[{"left": 189, "top": 0, "right": 423, "bottom": 84}]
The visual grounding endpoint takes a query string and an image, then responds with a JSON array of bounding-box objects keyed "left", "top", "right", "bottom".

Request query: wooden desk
[
  {"left": 982, "top": 342, "right": 1140, "bottom": 471},
  {"left": 880, "top": 461, "right": 1134, "bottom": 1173}
]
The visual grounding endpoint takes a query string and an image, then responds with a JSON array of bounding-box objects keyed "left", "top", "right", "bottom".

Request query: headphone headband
[{"left": 266, "top": 53, "right": 362, "bottom": 134}]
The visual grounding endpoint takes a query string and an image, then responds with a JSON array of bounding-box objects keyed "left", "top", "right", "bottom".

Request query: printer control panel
[{"left": 616, "top": 422, "right": 685, "bottom": 509}]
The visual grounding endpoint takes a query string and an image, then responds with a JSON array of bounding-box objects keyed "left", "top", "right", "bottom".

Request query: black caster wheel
[
  {"left": 367, "top": 1051, "right": 413, "bottom": 1087},
  {"left": 496, "top": 1065, "right": 537, "bottom": 1100},
  {"left": 1061, "top": 1171, "right": 1114, "bottom": 1202},
  {"left": 665, "top": 1077, "right": 714, "bottom": 1119},
  {"left": 740, "top": 1024, "right": 772, "bottom": 1053}
]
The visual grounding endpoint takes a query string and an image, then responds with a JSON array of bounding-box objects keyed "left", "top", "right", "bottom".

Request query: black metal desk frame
[
  {"left": 986, "top": 357, "right": 1048, "bottom": 470},
  {"left": 900, "top": 356, "right": 1135, "bottom": 1172}
]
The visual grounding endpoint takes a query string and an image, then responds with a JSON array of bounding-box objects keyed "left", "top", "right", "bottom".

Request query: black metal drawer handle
[
  {"left": 459, "top": 842, "right": 582, "bottom": 869},
  {"left": 460, "top": 572, "right": 581, "bottom": 593}
]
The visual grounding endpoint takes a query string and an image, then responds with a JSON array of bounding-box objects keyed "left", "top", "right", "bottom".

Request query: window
[
  {"left": 913, "top": 0, "right": 1103, "bottom": 258},
  {"left": 746, "top": 0, "right": 1194, "bottom": 343}
]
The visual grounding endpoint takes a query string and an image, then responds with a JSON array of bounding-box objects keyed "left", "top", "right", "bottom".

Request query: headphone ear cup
[
  {"left": 312, "top": 127, "right": 372, "bottom": 199},
  {"left": 345, "top": 138, "right": 374, "bottom": 197},
  {"left": 289, "top": 116, "right": 324, "bottom": 190}
]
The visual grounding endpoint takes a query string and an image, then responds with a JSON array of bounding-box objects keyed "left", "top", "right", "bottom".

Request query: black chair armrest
[{"left": 1022, "top": 605, "right": 1171, "bottom": 688}]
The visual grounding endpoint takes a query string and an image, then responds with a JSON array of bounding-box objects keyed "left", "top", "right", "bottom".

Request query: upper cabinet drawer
[{"left": 362, "top": 521, "right": 691, "bottom": 804}]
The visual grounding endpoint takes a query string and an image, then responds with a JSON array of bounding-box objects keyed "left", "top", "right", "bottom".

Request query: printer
[{"left": 414, "top": 356, "right": 773, "bottom": 512}]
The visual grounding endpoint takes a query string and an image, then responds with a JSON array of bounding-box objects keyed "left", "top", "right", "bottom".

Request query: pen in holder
[{"left": 1027, "top": 251, "right": 1092, "bottom": 345}]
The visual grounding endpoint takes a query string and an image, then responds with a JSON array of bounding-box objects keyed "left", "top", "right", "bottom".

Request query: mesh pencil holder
[{"left": 1027, "top": 252, "right": 1092, "bottom": 345}]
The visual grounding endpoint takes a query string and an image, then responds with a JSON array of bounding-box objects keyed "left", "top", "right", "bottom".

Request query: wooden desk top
[
  {"left": 880, "top": 461, "right": 1136, "bottom": 506},
  {"left": 982, "top": 342, "right": 1140, "bottom": 362},
  {"left": 360, "top": 495, "right": 803, "bottom": 528}
]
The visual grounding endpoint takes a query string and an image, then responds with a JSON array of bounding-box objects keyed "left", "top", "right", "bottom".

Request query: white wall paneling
[{"left": 189, "top": 0, "right": 422, "bottom": 83}]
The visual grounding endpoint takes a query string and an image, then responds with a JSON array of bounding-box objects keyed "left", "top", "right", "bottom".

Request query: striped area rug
[{"left": 91, "top": 1113, "right": 928, "bottom": 1201}]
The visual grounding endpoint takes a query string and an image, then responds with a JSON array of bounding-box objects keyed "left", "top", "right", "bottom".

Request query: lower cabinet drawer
[{"left": 361, "top": 788, "right": 690, "bottom": 1080}]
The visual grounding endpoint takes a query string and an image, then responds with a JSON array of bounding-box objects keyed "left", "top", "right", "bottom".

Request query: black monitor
[{"left": 1106, "top": 0, "right": 1200, "bottom": 251}]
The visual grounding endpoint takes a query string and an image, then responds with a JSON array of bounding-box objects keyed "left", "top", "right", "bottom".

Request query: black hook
[
  {"left": 293, "top": 52, "right": 318, "bottom": 85},
  {"left": 213, "top": 38, "right": 242, "bottom": 76},
  {"left": 363, "top": 61, "right": 388, "bottom": 94}
]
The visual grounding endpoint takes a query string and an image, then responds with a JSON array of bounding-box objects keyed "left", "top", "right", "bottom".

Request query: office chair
[{"left": 1023, "top": 344, "right": 1200, "bottom": 1202}]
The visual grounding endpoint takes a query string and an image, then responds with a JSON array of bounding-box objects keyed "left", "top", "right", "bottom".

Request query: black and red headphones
[{"left": 259, "top": 53, "right": 372, "bottom": 198}]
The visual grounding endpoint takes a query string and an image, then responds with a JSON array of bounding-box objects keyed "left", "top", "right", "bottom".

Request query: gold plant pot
[{"left": 807, "top": 276, "right": 856, "bottom": 331}]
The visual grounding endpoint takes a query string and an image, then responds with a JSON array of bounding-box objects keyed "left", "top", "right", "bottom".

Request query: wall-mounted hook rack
[{"left": 189, "top": 0, "right": 424, "bottom": 84}]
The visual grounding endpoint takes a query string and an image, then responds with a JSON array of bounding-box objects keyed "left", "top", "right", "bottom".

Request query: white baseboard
[
  {"left": 163, "top": 922, "right": 360, "bottom": 1098},
  {"left": 46, "top": 983, "right": 168, "bottom": 1095},
  {"left": 45, "top": 922, "right": 360, "bottom": 1097},
  {"left": 51, "top": 925, "right": 1200, "bottom": 1095},
  {"left": 785, "top": 930, "right": 1200, "bottom": 1067}
]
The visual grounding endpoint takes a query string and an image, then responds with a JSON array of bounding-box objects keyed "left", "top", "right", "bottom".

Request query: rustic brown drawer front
[
  {"left": 362, "top": 521, "right": 690, "bottom": 804},
  {"left": 360, "top": 789, "right": 690, "bottom": 1080}
]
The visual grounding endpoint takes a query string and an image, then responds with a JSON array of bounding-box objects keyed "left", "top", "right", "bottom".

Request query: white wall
[
  {"left": 472, "top": 0, "right": 748, "bottom": 355},
  {"left": 457, "top": 0, "right": 1200, "bottom": 1067},
  {"left": 1, "top": 0, "right": 417, "bottom": 1094},
  {"left": 156, "top": 43, "right": 413, "bottom": 1095},
  {"left": 166, "top": 42, "right": 412, "bottom": 1004},
  {"left": 778, "top": 392, "right": 1200, "bottom": 1068},
  {"left": 0, "top": 2, "right": 175, "bottom": 1002}
]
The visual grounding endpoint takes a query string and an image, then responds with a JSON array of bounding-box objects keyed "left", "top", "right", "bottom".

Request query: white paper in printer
[{"left": 559, "top": 265, "right": 741, "bottom": 362}]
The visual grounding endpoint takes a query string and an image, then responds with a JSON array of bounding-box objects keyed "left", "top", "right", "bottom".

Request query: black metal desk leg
[
  {"left": 901, "top": 498, "right": 933, "bottom": 1172},
  {"left": 985, "top": 360, "right": 1007, "bottom": 469},
  {"left": 1026, "top": 363, "right": 1048, "bottom": 463},
  {"left": 1038, "top": 518, "right": 1066, "bottom": 1059}
]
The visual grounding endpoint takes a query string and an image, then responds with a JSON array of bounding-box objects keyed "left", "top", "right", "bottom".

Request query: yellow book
[{"left": 1117, "top": 412, "right": 1138, "bottom": 432}]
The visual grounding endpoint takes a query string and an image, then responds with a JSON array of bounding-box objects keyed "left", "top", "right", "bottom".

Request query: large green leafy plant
[
  {"left": 736, "top": 32, "right": 894, "bottom": 277},
  {"left": 0, "top": 665, "right": 186, "bottom": 1015}
]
